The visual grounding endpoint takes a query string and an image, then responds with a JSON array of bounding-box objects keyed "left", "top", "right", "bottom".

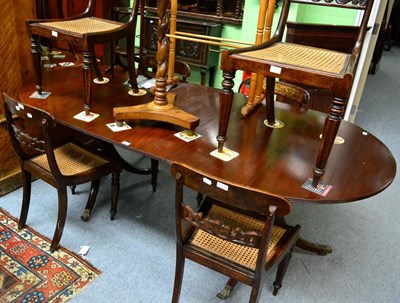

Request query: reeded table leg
[
  {"left": 217, "top": 71, "right": 235, "bottom": 152},
  {"left": 82, "top": 51, "right": 94, "bottom": 115},
  {"left": 312, "top": 95, "right": 346, "bottom": 186}
]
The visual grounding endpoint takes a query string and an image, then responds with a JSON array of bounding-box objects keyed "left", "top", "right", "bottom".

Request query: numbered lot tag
[
  {"left": 210, "top": 148, "right": 239, "bottom": 162},
  {"left": 107, "top": 121, "right": 132, "bottom": 132},
  {"left": 73, "top": 111, "right": 99, "bottom": 122},
  {"left": 174, "top": 130, "right": 201, "bottom": 142}
]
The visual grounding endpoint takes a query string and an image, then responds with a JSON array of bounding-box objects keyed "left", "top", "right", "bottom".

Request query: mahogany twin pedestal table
[{"left": 19, "top": 66, "right": 396, "bottom": 255}]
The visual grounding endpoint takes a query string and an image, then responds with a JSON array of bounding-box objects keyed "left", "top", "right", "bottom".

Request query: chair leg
[
  {"left": 217, "top": 71, "right": 235, "bottom": 153},
  {"left": 92, "top": 50, "right": 104, "bottom": 82},
  {"left": 30, "top": 34, "right": 43, "bottom": 95},
  {"left": 50, "top": 186, "right": 68, "bottom": 252},
  {"left": 248, "top": 279, "right": 263, "bottom": 303},
  {"left": 18, "top": 169, "right": 32, "bottom": 230},
  {"left": 110, "top": 171, "right": 121, "bottom": 220},
  {"left": 81, "top": 179, "right": 100, "bottom": 221},
  {"left": 126, "top": 34, "right": 139, "bottom": 94},
  {"left": 151, "top": 158, "right": 158, "bottom": 192},
  {"left": 265, "top": 77, "right": 276, "bottom": 126},
  {"left": 312, "top": 95, "right": 346, "bottom": 186},
  {"left": 70, "top": 185, "right": 77, "bottom": 195},
  {"left": 82, "top": 51, "right": 94, "bottom": 115},
  {"left": 273, "top": 247, "right": 294, "bottom": 296},
  {"left": 171, "top": 249, "right": 186, "bottom": 303},
  {"left": 196, "top": 193, "right": 204, "bottom": 207}
]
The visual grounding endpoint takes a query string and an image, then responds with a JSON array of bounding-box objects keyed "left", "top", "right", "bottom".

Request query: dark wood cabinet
[{"left": 143, "top": 15, "right": 222, "bottom": 86}]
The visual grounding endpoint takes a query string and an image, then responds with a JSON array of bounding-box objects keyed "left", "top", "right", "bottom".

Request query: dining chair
[
  {"left": 218, "top": 0, "right": 374, "bottom": 186},
  {"left": 107, "top": 4, "right": 146, "bottom": 78},
  {"left": 26, "top": 0, "right": 143, "bottom": 116},
  {"left": 170, "top": 162, "right": 301, "bottom": 303},
  {"left": 3, "top": 93, "right": 123, "bottom": 252}
]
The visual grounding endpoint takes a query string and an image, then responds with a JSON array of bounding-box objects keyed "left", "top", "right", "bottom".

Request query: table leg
[{"left": 276, "top": 217, "right": 332, "bottom": 255}]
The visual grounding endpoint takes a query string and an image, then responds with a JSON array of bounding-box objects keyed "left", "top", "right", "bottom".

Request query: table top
[{"left": 19, "top": 66, "right": 396, "bottom": 204}]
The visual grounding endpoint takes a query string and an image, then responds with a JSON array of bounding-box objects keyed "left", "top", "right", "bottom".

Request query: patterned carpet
[{"left": 0, "top": 208, "right": 100, "bottom": 303}]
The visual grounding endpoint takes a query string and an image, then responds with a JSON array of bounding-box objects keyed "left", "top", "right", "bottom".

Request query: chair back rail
[
  {"left": 171, "top": 163, "right": 291, "bottom": 219},
  {"left": 180, "top": 203, "right": 270, "bottom": 248},
  {"left": 3, "top": 93, "right": 64, "bottom": 180},
  {"left": 229, "top": 0, "right": 374, "bottom": 57},
  {"left": 4, "top": 94, "right": 52, "bottom": 159}
]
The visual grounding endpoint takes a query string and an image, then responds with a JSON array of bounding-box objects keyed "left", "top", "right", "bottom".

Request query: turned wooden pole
[{"left": 154, "top": 0, "right": 170, "bottom": 107}]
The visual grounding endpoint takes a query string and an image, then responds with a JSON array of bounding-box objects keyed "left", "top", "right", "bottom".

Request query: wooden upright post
[{"left": 241, "top": 0, "right": 276, "bottom": 116}]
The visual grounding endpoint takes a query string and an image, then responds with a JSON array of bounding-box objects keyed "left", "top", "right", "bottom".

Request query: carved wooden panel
[{"left": 292, "top": 0, "right": 367, "bottom": 7}]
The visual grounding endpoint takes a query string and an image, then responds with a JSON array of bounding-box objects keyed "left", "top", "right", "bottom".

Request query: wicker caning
[
  {"left": 31, "top": 143, "right": 108, "bottom": 176},
  {"left": 38, "top": 17, "right": 121, "bottom": 35},
  {"left": 190, "top": 205, "right": 286, "bottom": 270},
  {"left": 240, "top": 42, "right": 349, "bottom": 75}
]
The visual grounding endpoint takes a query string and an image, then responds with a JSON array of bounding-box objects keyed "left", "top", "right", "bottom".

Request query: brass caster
[
  {"left": 81, "top": 209, "right": 91, "bottom": 221},
  {"left": 216, "top": 285, "right": 232, "bottom": 300}
]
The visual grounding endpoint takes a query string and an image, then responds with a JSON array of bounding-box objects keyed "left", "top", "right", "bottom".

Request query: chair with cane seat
[
  {"left": 3, "top": 93, "right": 123, "bottom": 252},
  {"left": 170, "top": 162, "right": 301, "bottom": 303},
  {"left": 218, "top": 0, "right": 375, "bottom": 187},
  {"left": 26, "top": 0, "right": 144, "bottom": 116}
]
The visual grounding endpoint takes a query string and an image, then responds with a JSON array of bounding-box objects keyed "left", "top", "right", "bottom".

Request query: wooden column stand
[{"left": 113, "top": 0, "right": 200, "bottom": 131}]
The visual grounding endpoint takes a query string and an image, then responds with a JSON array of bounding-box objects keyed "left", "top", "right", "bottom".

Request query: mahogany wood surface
[{"left": 19, "top": 66, "right": 396, "bottom": 204}]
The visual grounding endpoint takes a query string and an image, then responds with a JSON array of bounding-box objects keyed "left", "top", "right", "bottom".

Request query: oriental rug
[{"left": 0, "top": 208, "right": 101, "bottom": 303}]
